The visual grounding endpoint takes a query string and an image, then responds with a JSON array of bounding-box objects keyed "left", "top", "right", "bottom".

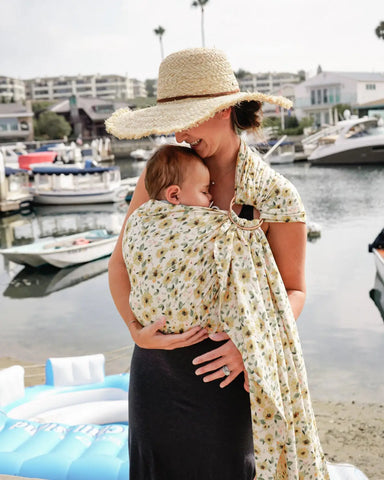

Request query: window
[
  {"left": 366, "top": 84, "right": 376, "bottom": 90},
  {"left": 311, "top": 90, "right": 316, "bottom": 105},
  {"left": 0, "top": 118, "right": 18, "bottom": 131},
  {"left": 317, "top": 90, "right": 322, "bottom": 104},
  {"left": 323, "top": 89, "right": 328, "bottom": 103}
]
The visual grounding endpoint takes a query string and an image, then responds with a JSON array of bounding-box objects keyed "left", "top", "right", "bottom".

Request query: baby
[{"left": 144, "top": 144, "right": 212, "bottom": 207}]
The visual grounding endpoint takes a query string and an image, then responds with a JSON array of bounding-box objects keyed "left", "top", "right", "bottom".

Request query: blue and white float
[
  {"left": 0, "top": 354, "right": 129, "bottom": 480},
  {"left": 0, "top": 354, "right": 369, "bottom": 480}
]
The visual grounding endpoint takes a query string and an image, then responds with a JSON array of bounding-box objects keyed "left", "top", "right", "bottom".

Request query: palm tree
[
  {"left": 154, "top": 25, "right": 166, "bottom": 60},
  {"left": 191, "top": 0, "right": 209, "bottom": 47},
  {"left": 375, "top": 21, "right": 384, "bottom": 40}
]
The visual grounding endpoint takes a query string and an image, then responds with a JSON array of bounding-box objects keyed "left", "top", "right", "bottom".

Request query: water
[{"left": 0, "top": 159, "right": 383, "bottom": 403}]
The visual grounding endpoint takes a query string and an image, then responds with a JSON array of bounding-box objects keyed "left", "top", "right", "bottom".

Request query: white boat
[
  {"left": 307, "top": 117, "right": 384, "bottom": 165},
  {"left": 30, "top": 165, "right": 128, "bottom": 204},
  {"left": 0, "top": 151, "right": 32, "bottom": 214},
  {"left": 130, "top": 148, "right": 154, "bottom": 161},
  {"left": 0, "top": 229, "right": 117, "bottom": 268},
  {"left": 268, "top": 140, "right": 295, "bottom": 164},
  {"left": 0, "top": 143, "right": 28, "bottom": 168},
  {"left": 246, "top": 134, "right": 295, "bottom": 165}
]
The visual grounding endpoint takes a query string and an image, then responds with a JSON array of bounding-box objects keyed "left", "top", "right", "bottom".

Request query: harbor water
[{"left": 0, "top": 158, "right": 383, "bottom": 403}]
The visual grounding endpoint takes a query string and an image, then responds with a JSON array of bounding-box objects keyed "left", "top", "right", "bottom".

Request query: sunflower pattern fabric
[{"left": 122, "top": 140, "right": 329, "bottom": 480}]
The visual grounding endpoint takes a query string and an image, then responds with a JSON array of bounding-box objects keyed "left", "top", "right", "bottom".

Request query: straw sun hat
[{"left": 105, "top": 48, "right": 293, "bottom": 140}]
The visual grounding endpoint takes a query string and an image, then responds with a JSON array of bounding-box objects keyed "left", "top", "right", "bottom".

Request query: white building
[
  {"left": 25, "top": 75, "right": 146, "bottom": 102},
  {"left": 294, "top": 71, "right": 384, "bottom": 126},
  {"left": 0, "top": 77, "right": 26, "bottom": 102},
  {"left": 238, "top": 72, "right": 302, "bottom": 95}
]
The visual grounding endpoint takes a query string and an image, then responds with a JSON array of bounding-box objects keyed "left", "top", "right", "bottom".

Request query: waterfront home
[
  {"left": 0, "top": 102, "right": 34, "bottom": 143},
  {"left": 294, "top": 71, "right": 384, "bottom": 126}
]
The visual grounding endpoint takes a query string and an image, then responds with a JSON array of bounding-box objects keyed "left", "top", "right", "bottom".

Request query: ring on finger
[{"left": 222, "top": 365, "right": 230, "bottom": 376}]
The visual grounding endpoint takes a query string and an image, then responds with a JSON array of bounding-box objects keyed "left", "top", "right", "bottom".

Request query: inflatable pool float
[
  {"left": 0, "top": 354, "right": 129, "bottom": 480},
  {"left": 0, "top": 355, "right": 369, "bottom": 480}
]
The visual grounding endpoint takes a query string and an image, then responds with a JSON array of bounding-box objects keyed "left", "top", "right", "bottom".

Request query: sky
[{"left": 0, "top": 0, "right": 383, "bottom": 81}]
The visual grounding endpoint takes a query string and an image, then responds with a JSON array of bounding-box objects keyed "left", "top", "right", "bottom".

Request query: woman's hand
[
  {"left": 130, "top": 318, "right": 208, "bottom": 350},
  {"left": 192, "top": 332, "right": 245, "bottom": 388}
]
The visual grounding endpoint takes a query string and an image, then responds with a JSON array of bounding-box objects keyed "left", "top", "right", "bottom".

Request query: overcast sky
[{"left": 1, "top": 0, "right": 383, "bottom": 81}]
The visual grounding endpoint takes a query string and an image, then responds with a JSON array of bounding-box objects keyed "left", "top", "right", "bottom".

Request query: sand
[{"left": 1, "top": 354, "right": 383, "bottom": 480}]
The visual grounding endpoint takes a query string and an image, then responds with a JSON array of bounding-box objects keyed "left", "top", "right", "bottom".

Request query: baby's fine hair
[{"left": 145, "top": 145, "right": 205, "bottom": 199}]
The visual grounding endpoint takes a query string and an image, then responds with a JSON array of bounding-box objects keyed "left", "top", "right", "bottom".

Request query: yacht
[{"left": 307, "top": 117, "right": 384, "bottom": 165}]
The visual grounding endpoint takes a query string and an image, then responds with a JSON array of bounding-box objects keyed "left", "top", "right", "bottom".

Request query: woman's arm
[
  {"left": 193, "top": 221, "right": 307, "bottom": 387},
  {"left": 266, "top": 221, "right": 307, "bottom": 319},
  {"left": 109, "top": 170, "right": 208, "bottom": 349}
]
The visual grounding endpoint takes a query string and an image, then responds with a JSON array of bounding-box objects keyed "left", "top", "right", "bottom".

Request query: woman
[{"left": 106, "top": 48, "right": 328, "bottom": 480}]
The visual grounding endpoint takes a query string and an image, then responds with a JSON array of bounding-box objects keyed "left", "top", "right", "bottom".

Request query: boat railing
[
  {"left": 301, "top": 125, "right": 341, "bottom": 145},
  {"left": 33, "top": 168, "right": 121, "bottom": 192}
]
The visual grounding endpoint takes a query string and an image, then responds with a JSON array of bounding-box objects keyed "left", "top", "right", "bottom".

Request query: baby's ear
[{"left": 165, "top": 185, "right": 181, "bottom": 205}]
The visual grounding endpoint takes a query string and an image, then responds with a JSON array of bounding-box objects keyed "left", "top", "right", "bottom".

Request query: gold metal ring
[{"left": 228, "top": 197, "right": 263, "bottom": 231}]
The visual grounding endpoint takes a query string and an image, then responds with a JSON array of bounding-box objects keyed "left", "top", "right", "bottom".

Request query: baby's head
[{"left": 145, "top": 145, "right": 212, "bottom": 207}]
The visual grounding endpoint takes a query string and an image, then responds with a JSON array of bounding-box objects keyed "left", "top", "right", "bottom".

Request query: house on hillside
[
  {"left": 294, "top": 71, "right": 384, "bottom": 126},
  {"left": 0, "top": 102, "right": 34, "bottom": 142},
  {"left": 50, "top": 96, "right": 129, "bottom": 139}
]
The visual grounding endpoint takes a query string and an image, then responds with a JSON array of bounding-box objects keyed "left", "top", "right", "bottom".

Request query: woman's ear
[
  {"left": 165, "top": 185, "right": 181, "bottom": 205},
  {"left": 218, "top": 107, "right": 232, "bottom": 120}
]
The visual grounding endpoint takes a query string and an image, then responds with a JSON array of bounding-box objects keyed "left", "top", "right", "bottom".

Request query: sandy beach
[{"left": 0, "top": 355, "right": 383, "bottom": 480}]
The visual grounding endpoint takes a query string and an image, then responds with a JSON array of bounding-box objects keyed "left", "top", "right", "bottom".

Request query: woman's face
[{"left": 175, "top": 109, "right": 232, "bottom": 159}]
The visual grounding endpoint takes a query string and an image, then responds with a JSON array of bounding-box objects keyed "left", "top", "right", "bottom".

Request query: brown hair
[
  {"left": 145, "top": 145, "right": 204, "bottom": 199},
  {"left": 231, "top": 100, "right": 263, "bottom": 131}
]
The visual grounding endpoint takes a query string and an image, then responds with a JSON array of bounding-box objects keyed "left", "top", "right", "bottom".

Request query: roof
[
  {"left": 334, "top": 72, "right": 384, "bottom": 82},
  {"left": 0, "top": 103, "right": 33, "bottom": 117},
  {"left": 50, "top": 97, "right": 130, "bottom": 121},
  {"left": 356, "top": 98, "right": 384, "bottom": 108},
  {"left": 303, "top": 71, "right": 384, "bottom": 87}
]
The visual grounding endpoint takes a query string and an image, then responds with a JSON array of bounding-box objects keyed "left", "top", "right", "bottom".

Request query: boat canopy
[
  {"left": 5, "top": 166, "right": 29, "bottom": 176},
  {"left": 31, "top": 166, "right": 119, "bottom": 175}
]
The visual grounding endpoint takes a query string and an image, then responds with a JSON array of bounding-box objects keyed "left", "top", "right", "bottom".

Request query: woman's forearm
[
  {"left": 108, "top": 248, "right": 137, "bottom": 330},
  {"left": 287, "top": 289, "right": 306, "bottom": 320}
]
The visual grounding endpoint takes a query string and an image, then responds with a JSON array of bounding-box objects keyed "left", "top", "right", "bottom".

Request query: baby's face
[{"left": 179, "top": 161, "right": 212, "bottom": 207}]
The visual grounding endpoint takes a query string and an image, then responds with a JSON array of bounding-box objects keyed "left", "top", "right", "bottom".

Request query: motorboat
[
  {"left": 0, "top": 151, "right": 32, "bottom": 214},
  {"left": 307, "top": 117, "right": 384, "bottom": 165},
  {"left": 246, "top": 134, "right": 295, "bottom": 165},
  {"left": 130, "top": 147, "right": 155, "bottom": 161},
  {"left": 265, "top": 139, "right": 295, "bottom": 165},
  {"left": 30, "top": 165, "right": 128, "bottom": 204},
  {"left": 0, "top": 143, "right": 28, "bottom": 168},
  {"left": 0, "top": 228, "right": 117, "bottom": 268},
  {"left": 369, "top": 228, "right": 384, "bottom": 282}
]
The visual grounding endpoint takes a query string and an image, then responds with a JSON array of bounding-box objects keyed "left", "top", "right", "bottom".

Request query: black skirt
[{"left": 129, "top": 339, "right": 255, "bottom": 480}]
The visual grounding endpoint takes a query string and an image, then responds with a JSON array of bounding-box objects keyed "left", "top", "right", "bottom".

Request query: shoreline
[{"left": 1, "top": 356, "right": 382, "bottom": 479}]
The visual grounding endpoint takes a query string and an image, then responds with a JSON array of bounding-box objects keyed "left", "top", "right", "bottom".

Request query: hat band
[{"left": 157, "top": 89, "right": 240, "bottom": 103}]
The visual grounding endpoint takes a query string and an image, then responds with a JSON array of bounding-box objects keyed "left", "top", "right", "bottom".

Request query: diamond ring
[{"left": 222, "top": 365, "right": 230, "bottom": 376}]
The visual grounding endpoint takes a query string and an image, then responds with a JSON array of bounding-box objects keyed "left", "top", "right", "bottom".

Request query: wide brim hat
[{"left": 105, "top": 48, "right": 293, "bottom": 140}]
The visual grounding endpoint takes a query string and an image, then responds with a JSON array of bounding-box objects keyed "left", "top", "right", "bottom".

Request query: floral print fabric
[{"left": 122, "top": 141, "right": 329, "bottom": 480}]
